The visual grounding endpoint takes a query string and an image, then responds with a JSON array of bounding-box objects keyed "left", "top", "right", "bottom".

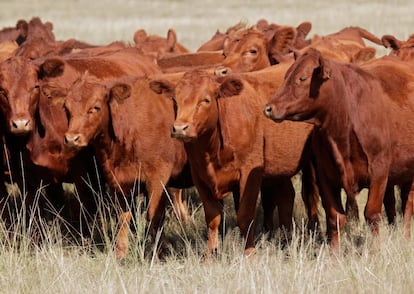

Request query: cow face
[
  {"left": 0, "top": 56, "right": 40, "bottom": 135},
  {"left": 64, "top": 74, "right": 109, "bottom": 149},
  {"left": 264, "top": 48, "right": 330, "bottom": 123},
  {"left": 215, "top": 29, "right": 270, "bottom": 76},
  {"left": 151, "top": 71, "right": 244, "bottom": 143}
]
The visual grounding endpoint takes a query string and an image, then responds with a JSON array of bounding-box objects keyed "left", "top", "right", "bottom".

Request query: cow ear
[
  {"left": 381, "top": 35, "right": 401, "bottom": 50},
  {"left": 318, "top": 55, "right": 331, "bottom": 80},
  {"left": 270, "top": 26, "right": 297, "bottom": 55},
  {"left": 149, "top": 80, "right": 174, "bottom": 96},
  {"left": 109, "top": 83, "right": 131, "bottom": 102},
  {"left": 133, "top": 29, "right": 147, "bottom": 44},
  {"left": 296, "top": 21, "right": 312, "bottom": 38},
  {"left": 39, "top": 58, "right": 65, "bottom": 79},
  {"left": 217, "top": 78, "right": 243, "bottom": 98},
  {"left": 167, "top": 29, "right": 178, "bottom": 49},
  {"left": 352, "top": 47, "right": 376, "bottom": 64}
]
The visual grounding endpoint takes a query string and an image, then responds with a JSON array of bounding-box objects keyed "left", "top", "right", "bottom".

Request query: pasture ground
[{"left": 0, "top": 0, "right": 413, "bottom": 293}]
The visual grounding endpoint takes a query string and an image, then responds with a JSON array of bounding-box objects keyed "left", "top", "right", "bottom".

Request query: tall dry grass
[{"left": 0, "top": 0, "right": 413, "bottom": 293}]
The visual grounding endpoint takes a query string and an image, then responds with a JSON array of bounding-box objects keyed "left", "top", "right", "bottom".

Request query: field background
[{"left": 0, "top": 0, "right": 414, "bottom": 293}]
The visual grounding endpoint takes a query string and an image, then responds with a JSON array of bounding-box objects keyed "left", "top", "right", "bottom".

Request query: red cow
[
  {"left": 0, "top": 47, "right": 160, "bottom": 234},
  {"left": 150, "top": 70, "right": 314, "bottom": 256},
  {"left": 133, "top": 28, "right": 190, "bottom": 60},
  {"left": 264, "top": 48, "right": 414, "bottom": 250},
  {"left": 382, "top": 34, "right": 414, "bottom": 61},
  {"left": 62, "top": 72, "right": 191, "bottom": 258}
]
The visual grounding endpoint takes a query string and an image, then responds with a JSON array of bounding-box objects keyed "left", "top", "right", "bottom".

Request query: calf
[
  {"left": 264, "top": 48, "right": 414, "bottom": 249},
  {"left": 150, "top": 70, "right": 313, "bottom": 256}
]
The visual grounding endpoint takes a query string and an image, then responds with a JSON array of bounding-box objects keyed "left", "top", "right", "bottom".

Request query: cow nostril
[
  {"left": 264, "top": 105, "right": 273, "bottom": 115},
  {"left": 12, "top": 121, "right": 17, "bottom": 129},
  {"left": 73, "top": 135, "right": 80, "bottom": 142},
  {"left": 182, "top": 124, "right": 188, "bottom": 131},
  {"left": 24, "top": 120, "right": 30, "bottom": 127},
  {"left": 171, "top": 125, "right": 176, "bottom": 134}
]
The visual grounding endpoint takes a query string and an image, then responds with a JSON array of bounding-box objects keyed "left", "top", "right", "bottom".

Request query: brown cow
[
  {"left": 133, "top": 28, "right": 190, "bottom": 60},
  {"left": 0, "top": 47, "right": 160, "bottom": 235},
  {"left": 13, "top": 17, "right": 95, "bottom": 59},
  {"left": 215, "top": 26, "right": 378, "bottom": 77},
  {"left": 382, "top": 34, "right": 414, "bottom": 61},
  {"left": 150, "top": 70, "right": 313, "bottom": 256},
  {"left": 62, "top": 72, "right": 191, "bottom": 258},
  {"left": 264, "top": 48, "right": 414, "bottom": 250}
]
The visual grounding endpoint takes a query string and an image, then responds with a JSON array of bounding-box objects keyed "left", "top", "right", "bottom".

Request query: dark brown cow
[
  {"left": 133, "top": 28, "right": 190, "bottom": 60},
  {"left": 150, "top": 70, "right": 313, "bottom": 256},
  {"left": 264, "top": 48, "right": 414, "bottom": 249},
  {"left": 382, "top": 34, "right": 414, "bottom": 61},
  {"left": 62, "top": 72, "right": 191, "bottom": 258}
]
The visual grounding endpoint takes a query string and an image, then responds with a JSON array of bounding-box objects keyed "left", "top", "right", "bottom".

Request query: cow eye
[
  {"left": 299, "top": 76, "right": 307, "bottom": 82},
  {"left": 202, "top": 98, "right": 211, "bottom": 104},
  {"left": 249, "top": 49, "right": 257, "bottom": 54},
  {"left": 88, "top": 106, "right": 101, "bottom": 114},
  {"left": 0, "top": 88, "right": 8, "bottom": 101}
]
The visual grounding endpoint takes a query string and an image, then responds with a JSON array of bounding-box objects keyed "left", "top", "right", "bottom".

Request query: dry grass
[{"left": 0, "top": 0, "right": 413, "bottom": 293}]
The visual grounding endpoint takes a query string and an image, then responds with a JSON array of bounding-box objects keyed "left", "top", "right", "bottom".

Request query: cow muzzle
[
  {"left": 10, "top": 118, "right": 32, "bottom": 135},
  {"left": 214, "top": 66, "right": 231, "bottom": 77},
  {"left": 64, "top": 133, "right": 86, "bottom": 148},
  {"left": 263, "top": 104, "right": 284, "bottom": 123},
  {"left": 171, "top": 123, "right": 192, "bottom": 142}
]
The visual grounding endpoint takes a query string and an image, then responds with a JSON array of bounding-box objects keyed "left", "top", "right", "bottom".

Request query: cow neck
[
  {"left": 184, "top": 127, "right": 226, "bottom": 198},
  {"left": 90, "top": 118, "right": 116, "bottom": 181},
  {"left": 314, "top": 67, "right": 364, "bottom": 197}
]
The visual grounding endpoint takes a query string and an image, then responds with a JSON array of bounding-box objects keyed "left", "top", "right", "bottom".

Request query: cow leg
[
  {"left": 364, "top": 174, "right": 388, "bottom": 237},
  {"left": 146, "top": 179, "right": 168, "bottom": 234},
  {"left": 317, "top": 172, "right": 345, "bottom": 253},
  {"left": 237, "top": 168, "right": 262, "bottom": 256},
  {"left": 168, "top": 187, "right": 188, "bottom": 224},
  {"left": 275, "top": 177, "right": 295, "bottom": 233},
  {"left": 345, "top": 195, "right": 359, "bottom": 223},
  {"left": 196, "top": 182, "right": 222, "bottom": 256},
  {"left": 301, "top": 161, "right": 320, "bottom": 232},
  {"left": 402, "top": 181, "right": 414, "bottom": 239},
  {"left": 115, "top": 210, "right": 132, "bottom": 259},
  {"left": 383, "top": 185, "right": 397, "bottom": 225},
  {"left": 260, "top": 179, "right": 278, "bottom": 234}
]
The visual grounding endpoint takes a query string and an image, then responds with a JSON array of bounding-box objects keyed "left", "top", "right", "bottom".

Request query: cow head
[
  {"left": 63, "top": 73, "right": 134, "bottom": 150},
  {"left": 215, "top": 29, "right": 270, "bottom": 76},
  {"left": 215, "top": 26, "right": 298, "bottom": 77},
  {"left": 0, "top": 56, "right": 40, "bottom": 135},
  {"left": 382, "top": 34, "right": 414, "bottom": 61},
  {"left": 264, "top": 48, "right": 331, "bottom": 123},
  {"left": 134, "top": 28, "right": 189, "bottom": 60},
  {"left": 63, "top": 73, "right": 114, "bottom": 149},
  {"left": 150, "top": 70, "right": 243, "bottom": 142}
]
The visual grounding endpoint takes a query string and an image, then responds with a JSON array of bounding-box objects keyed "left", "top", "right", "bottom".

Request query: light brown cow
[
  {"left": 62, "top": 72, "right": 191, "bottom": 258},
  {"left": 150, "top": 70, "right": 313, "bottom": 256},
  {"left": 264, "top": 48, "right": 414, "bottom": 250}
]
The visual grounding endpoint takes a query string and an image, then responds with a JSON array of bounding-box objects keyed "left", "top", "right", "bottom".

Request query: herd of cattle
[{"left": 0, "top": 16, "right": 412, "bottom": 258}]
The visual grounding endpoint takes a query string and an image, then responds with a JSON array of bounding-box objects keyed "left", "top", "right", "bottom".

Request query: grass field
[{"left": 0, "top": 0, "right": 414, "bottom": 293}]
